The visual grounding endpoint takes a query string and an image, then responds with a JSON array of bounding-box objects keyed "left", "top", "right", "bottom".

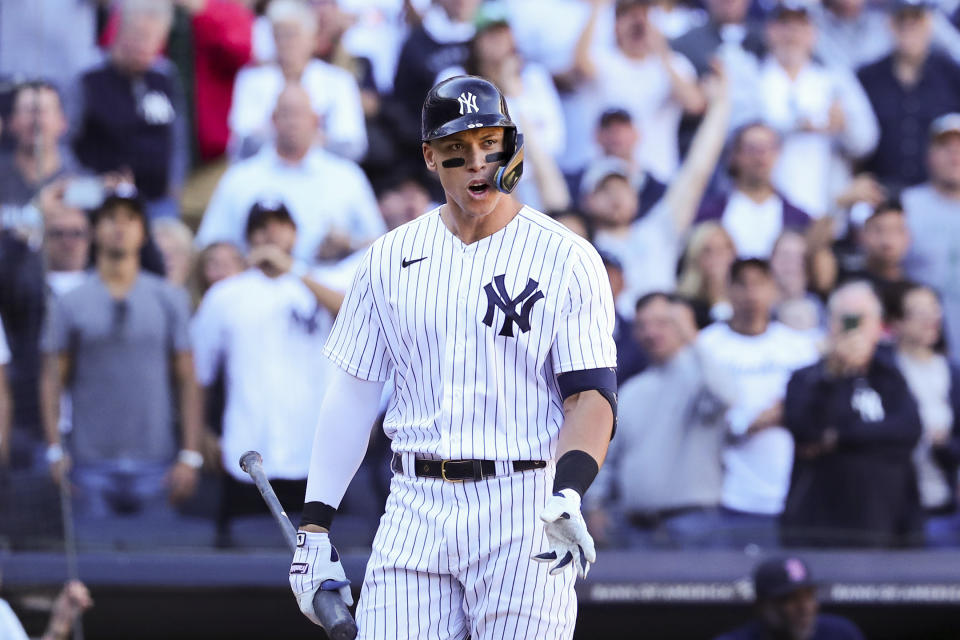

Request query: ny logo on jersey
[
  {"left": 458, "top": 92, "right": 479, "bottom": 115},
  {"left": 482, "top": 274, "right": 545, "bottom": 337}
]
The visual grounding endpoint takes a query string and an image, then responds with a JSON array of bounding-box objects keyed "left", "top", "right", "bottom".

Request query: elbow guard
[{"left": 556, "top": 367, "right": 618, "bottom": 438}]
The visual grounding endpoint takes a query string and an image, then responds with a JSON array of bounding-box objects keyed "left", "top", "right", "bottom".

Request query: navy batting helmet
[{"left": 421, "top": 75, "right": 525, "bottom": 194}]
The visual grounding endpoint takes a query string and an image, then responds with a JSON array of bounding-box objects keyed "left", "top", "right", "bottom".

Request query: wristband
[
  {"left": 177, "top": 449, "right": 204, "bottom": 469},
  {"left": 300, "top": 500, "right": 337, "bottom": 530},
  {"left": 552, "top": 450, "right": 599, "bottom": 498},
  {"left": 46, "top": 443, "right": 64, "bottom": 464}
]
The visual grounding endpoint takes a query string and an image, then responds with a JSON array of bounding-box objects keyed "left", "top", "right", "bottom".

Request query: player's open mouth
[{"left": 467, "top": 181, "right": 490, "bottom": 196}]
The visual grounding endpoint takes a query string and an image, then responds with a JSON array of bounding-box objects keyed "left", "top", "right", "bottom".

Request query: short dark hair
[
  {"left": 598, "top": 108, "right": 633, "bottom": 129},
  {"left": 887, "top": 280, "right": 948, "bottom": 352},
  {"left": 865, "top": 198, "right": 904, "bottom": 223},
  {"left": 730, "top": 257, "right": 773, "bottom": 284},
  {"left": 245, "top": 200, "right": 296, "bottom": 239},
  {"left": 615, "top": 0, "right": 649, "bottom": 16},
  {"left": 12, "top": 79, "right": 63, "bottom": 107},
  {"left": 635, "top": 291, "right": 680, "bottom": 313},
  {"left": 90, "top": 185, "right": 147, "bottom": 229}
]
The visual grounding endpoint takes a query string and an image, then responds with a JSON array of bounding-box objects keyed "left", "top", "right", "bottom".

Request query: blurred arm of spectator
[
  {"left": 661, "top": 61, "right": 731, "bottom": 234},
  {"left": 573, "top": 0, "right": 614, "bottom": 81},
  {"left": 169, "top": 348, "right": 203, "bottom": 503},
  {"left": 833, "top": 172, "right": 887, "bottom": 212},
  {"left": 247, "top": 243, "right": 345, "bottom": 314},
  {"left": 647, "top": 18, "right": 707, "bottom": 115},
  {"left": 831, "top": 68, "right": 880, "bottom": 160},
  {"left": 0, "top": 315, "right": 11, "bottom": 466},
  {"left": 513, "top": 110, "right": 571, "bottom": 212},
  {"left": 39, "top": 336, "right": 71, "bottom": 485}
]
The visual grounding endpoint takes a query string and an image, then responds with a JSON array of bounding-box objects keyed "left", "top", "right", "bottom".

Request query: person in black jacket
[
  {"left": 889, "top": 282, "right": 960, "bottom": 547},
  {"left": 781, "top": 281, "right": 923, "bottom": 547}
]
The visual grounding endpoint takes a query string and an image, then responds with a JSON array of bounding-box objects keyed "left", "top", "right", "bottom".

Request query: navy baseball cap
[
  {"left": 598, "top": 107, "right": 633, "bottom": 129},
  {"left": 245, "top": 198, "right": 296, "bottom": 238},
  {"left": 890, "top": 0, "right": 937, "bottom": 13},
  {"left": 754, "top": 556, "right": 818, "bottom": 601},
  {"left": 770, "top": 0, "right": 813, "bottom": 18}
]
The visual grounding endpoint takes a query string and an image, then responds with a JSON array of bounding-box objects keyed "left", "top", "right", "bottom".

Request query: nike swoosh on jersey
[{"left": 401, "top": 257, "right": 428, "bottom": 268}]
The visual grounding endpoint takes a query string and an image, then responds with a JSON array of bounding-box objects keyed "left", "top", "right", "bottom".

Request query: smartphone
[
  {"left": 842, "top": 314, "right": 861, "bottom": 332},
  {"left": 63, "top": 176, "right": 105, "bottom": 210}
]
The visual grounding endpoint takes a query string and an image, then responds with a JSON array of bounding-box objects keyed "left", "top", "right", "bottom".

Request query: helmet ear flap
[{"left": 495, "top": 132, "right": 524, "bottom": 194}]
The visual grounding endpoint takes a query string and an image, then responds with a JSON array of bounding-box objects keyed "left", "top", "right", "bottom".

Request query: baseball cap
[
  {"left": 770, "top": 0, "right": 813, "bottom": 19},
  {"left": 245, "top": 198, "right": 297, "bottom": 238},
  {"left": 890, "top": 0, "right": 937, "bottom": 13},
  {"left": 753, "top": 556, "right": 818, "bottom": 601},
  {"left": 580, "top": 157, "right": 632, "bottom": 196},
  {"left": 930, "top": 113, "right": 960, "bottom": 141},
  {"left": 599, "top": 107, "right": 633, "bottom": 129}
]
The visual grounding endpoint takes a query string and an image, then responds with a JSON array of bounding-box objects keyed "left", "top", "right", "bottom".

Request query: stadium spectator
[
  {"left": 676, "top": 222, "right": 737, "bottom": 328},
  {"left": 573, "top": 0, "right": 706, "bottom": 180},
  {"left": 759, "top": 0, "right": 878, "bottom": 218},
  {"left": 698, "top": 258, "right": 819, "bottom": 549},
  {"left": 0, "top": 314, "right": 10, "bottom": 466},
  {"left": 459, "top": 19, "right": 570, "bottom": 212},
  {"left": 582, "top": 69, "right": 730, "bottom": 316},
  {"left": 191, "top": 201, "right": 348, "bottom": 543},
  {"left": 599, "top": 251, "right": 648, "bottom": 384},
  {"left": 587, "top": 293, "right": 727, "bottom": 549},
  {"left": 0, "top": 1, "right": 102, "bottom": 93},
  {"left": 815, "top": 0, "right": 895, "bottom": 70},
  {"left": 388, "top": 0, "right": 479, "bottom": 159},
  {"left": 0, "top": 579, "right": 93, "bottom": 640},
  {"left": 671, "top": 0, "right": 765, "bottom": 133},
  {"left": 0, "top": 228, "right": 46, "bottom": 466},
  {"left": 71, "top": 0, "right": 188, "bottom": 220},
  {"left": 191, "top": 0, "right": 255, "bottom": 162},
  {"left": 40, "top": 188, "right": 202, "bottom": 534},
  {"left": 770, "top": 230, "right": 824, "bottom": 337},
  {"left": 890, "top": 283, "right": 960, "bottom": 547},
  {"left": 195, "top": 241, "right": 246, "bottom": 297},
  {"left": 153, "top": 218, "right": 195, "bottom": 290},
  {"left": 695, "top": 121, "right": 811, "bottom": 258},
  {"left": 198, "top": 84, "right": 383, "bottom": 263},
  {"left": 566, "top": 108, "right": 668, "bottom": 214},
  {"left": 839, "top": 200, "right": 912, "bottom": 316},
  {"left": 713, "top": 556, "right": 865, "bottom": 640},
  {"left": 902, "top": 113, "right": 960, "bottom": 358},
  {"left": 782, "top": 282, "right": 923, "bottom": 547},
  {"left": 0, "top": 82, "right": 74, "bottom": 232},
  {"left": 41, "top": 200, "right": 92, "bottom": 297},
  {"left": 857, "top": 0, "right": 960, "bottom": 192},
  {"left": 229, "top": 0, "right": 366, "bottom": 162}
]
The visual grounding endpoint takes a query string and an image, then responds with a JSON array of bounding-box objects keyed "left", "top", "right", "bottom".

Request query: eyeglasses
[{"left": 46, "top": 228, "right": 88, "bottom": 241}]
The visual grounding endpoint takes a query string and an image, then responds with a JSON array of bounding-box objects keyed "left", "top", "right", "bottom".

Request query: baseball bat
[{"left": 239, "top": 451, "right": 358, "bottom": 640}]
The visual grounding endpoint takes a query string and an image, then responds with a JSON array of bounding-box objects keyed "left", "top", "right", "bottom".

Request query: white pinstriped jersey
[{"left": 324, "top": 205, "right": 617, "bottom": 461}]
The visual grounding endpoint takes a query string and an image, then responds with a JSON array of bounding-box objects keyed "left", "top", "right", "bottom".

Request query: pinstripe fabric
[{"left": 324, "top": 205, "right": 615, "bottom": 639}]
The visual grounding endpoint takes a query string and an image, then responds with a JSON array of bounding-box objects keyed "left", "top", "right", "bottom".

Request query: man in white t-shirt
[
  {"left": 192, "top": 201, "right": 352, "bottom": 543},
  {"left": 228, "top": 0, "right": 367, "bottom": 161},
  {"left": 571, "top": 0, "right": 707, "bottom": 179},
  {"left": 697, "top": 258, "right": 819, "bottom": 549},
  {"left": 199, "top": 85, "right": 384, "bottom": 264}
]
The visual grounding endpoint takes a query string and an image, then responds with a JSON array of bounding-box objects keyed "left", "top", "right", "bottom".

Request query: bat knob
[{"left": 239, "top": 450, "right": 263, "bottom": 474}]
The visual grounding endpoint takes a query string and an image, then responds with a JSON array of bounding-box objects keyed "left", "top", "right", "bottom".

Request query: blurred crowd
[{"left": 2, "top": 0, "right": 960, "bottom": 553}]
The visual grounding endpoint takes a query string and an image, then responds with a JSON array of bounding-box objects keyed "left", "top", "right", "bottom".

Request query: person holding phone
[{"left": 781, "top": 281, "right": 924, "bottom": 547}]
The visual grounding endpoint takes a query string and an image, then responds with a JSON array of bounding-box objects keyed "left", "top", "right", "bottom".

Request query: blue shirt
[{"left": 858, "top": 52, "right": 960, "bottom": 190}]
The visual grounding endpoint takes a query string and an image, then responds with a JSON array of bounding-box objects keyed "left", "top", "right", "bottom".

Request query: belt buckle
[{"left": 440, "top": 459, "right": 464, "bottom": 483}]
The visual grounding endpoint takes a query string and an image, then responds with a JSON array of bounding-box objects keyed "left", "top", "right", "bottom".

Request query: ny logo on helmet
[
  {"left": 458, "top": 92, "right": 479, "bottom": 115},
  {"left": 482, "top": 274, "right": 545, "bottom": 337}
]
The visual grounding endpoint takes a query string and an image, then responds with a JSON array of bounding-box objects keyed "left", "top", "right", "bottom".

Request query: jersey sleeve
[
  {"left": 322, "top": 248, "right": 394, "bottom": 382},
  {"left": 551, "top": 246, "right": 618, "bottom": 374}
]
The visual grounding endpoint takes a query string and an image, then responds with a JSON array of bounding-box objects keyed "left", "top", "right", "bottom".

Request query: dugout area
[{"left": 4, "top": 549, "right": 960, "bottom": 639}]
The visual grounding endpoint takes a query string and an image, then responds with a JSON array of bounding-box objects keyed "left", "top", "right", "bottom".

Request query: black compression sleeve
[
  {"left": 552, "top": 450, "right": 599, "bottom": 497},
  {"left": 300, "top": 501, "right": 337, "bottom": 530}
]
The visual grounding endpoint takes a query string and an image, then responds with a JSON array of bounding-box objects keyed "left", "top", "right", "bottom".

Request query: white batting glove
[
  {"left": 289, "top": 531, "right": 353, "bottom": 625},
  {"left": 532, "top": 489, "right": 597, "bottom": 579}
]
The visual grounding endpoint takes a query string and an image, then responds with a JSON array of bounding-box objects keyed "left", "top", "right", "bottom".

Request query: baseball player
[{"left": 289, "top": 75, "right": 617, "bottom": 639}]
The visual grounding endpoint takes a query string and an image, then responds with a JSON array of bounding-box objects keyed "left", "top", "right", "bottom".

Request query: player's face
[
  {"left": 760, "top": 587, "right": 819, "bottom": 640},
  {"left": 423, "top": 127, "right": 507, "bottom": 219}
]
